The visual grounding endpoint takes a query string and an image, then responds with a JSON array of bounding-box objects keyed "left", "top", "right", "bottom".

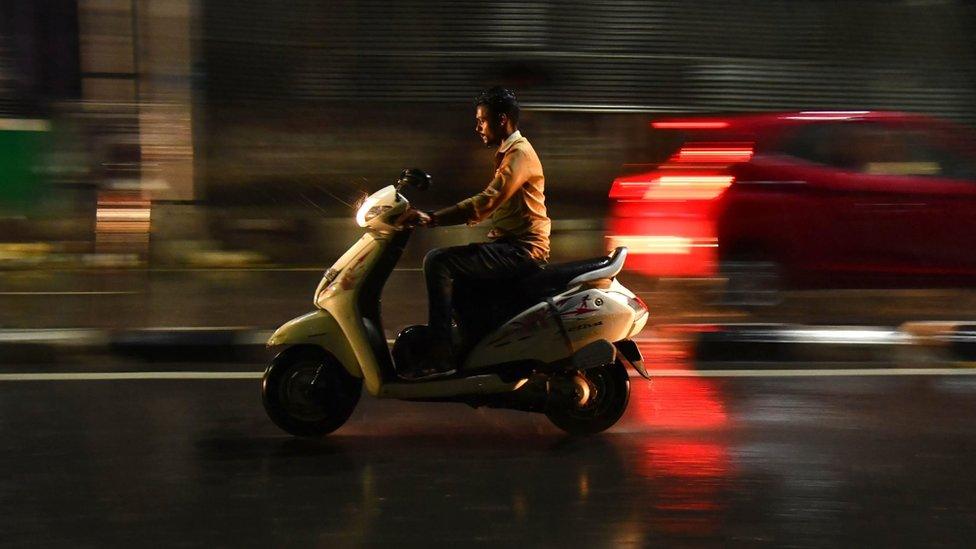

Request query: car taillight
[
  {"left": 609, "top": 172, "right": 735, "bottom": 202},
  {"left": 609, "top": 173, "right": 657, "bottom": 200},
  {"left": 608, "top": 141, "right": 752, "bottom": 202},
  {"left": 646, "top": 175, "right": 734, "bottom": 200},
  {"left": 672, "top": 143, "right": 754, "bottom": 164},
  {"left": 651, "top": 120, "right": 730, "bottom": 130}
]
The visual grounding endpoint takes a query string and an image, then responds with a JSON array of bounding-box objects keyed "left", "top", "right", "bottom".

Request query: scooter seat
[
  {"left": 519, "top": 247, "right": 628, "bottom": 298},
  {"left": 452, "top": 248, "right": 629, "bottom": 353}
]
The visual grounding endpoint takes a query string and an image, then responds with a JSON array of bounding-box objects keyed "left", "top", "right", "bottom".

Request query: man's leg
[{"left": 419, "top": 242, "right": 538, "bottom": 373}]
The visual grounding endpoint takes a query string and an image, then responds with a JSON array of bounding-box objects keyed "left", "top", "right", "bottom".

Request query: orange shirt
[{"left": 456, "top": 131, "right": 551, "bottom": 261}]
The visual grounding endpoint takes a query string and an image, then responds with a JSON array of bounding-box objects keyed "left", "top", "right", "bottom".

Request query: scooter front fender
[{"left": 267, "top": 310, "right": 363, "bottom": 379}]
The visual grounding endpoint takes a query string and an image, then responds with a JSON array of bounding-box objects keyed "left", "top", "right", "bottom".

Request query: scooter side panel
[
  {"left": 314, "top": 233, "right": 378, "bottom": 307},
  {"left": 267, "top": 310, "right": 362, "bottom": 380},
  {"left": 462, "top": 288, "right": 638, "bottom": 371},
  {"left": 326, "top": 292, "right": 387, "bottom": 397},
  {"left": 462, "top": 301, "right": 569, "bottom": 370},
  {"left": 558, "top": 289, "right": 637, "bottom": 351},
  {"left": 317, "top": 234, "right": 395, "bottom": 397}
]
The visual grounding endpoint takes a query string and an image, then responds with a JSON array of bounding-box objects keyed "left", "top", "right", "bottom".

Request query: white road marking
[
  {"left": 0, "top": 329, "right": 107, "bottom": 344},
  {"left": 119, "top": 267, "right": 425, "bottom": 272},
  {"left": 640, "top": 368, "right": 976, "bottom": 378},
  {"left": 0, "top": 267, "right": 425, "bottom": 273},
  {"left": 0, "top": 372, "right": 262, "bottom": 381},
  {"left": 0, "top": 291, "right": 140, "bottom": 296},
  {"left": 3, "top": 368, "right": 976, "bottom": 382},
  {"left": 133, "top": 326, "right": 255, "bottom": 332}
]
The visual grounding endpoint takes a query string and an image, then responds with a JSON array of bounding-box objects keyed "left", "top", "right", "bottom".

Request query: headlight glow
[
  {"left": 365, "top": 205, "right": 392, "bottom": 223},
  {"left": 356, "top": 194, "right": 383, "bottom": 227},
  {"left": 354, "top": 185, "right": 401, "bottom": 228}
]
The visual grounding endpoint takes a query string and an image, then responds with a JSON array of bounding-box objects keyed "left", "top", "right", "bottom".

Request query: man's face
[{"left": 475, "top": 105, "right": 504, "bottom": 147}]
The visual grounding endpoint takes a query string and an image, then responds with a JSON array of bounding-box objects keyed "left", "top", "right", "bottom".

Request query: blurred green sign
[{"left": 0, "top": 119, "right": 49, "bottom": 215}]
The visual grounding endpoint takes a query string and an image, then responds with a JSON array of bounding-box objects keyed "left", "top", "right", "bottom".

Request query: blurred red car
[{"left": 608, "top": 111, "right": 976, "bottom": 294}]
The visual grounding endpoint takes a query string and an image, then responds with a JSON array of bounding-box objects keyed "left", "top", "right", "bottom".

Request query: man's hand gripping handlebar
[{"left": 395, "top": 208, "right": 432, "bottom": 228}]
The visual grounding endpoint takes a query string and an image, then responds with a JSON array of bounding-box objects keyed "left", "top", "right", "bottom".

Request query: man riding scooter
[
  {"left": 397, "top": 87, "right": 552, "bottom": 379},
  {"left": 262, "top": 89, "right": 649, "bottom": 436}
]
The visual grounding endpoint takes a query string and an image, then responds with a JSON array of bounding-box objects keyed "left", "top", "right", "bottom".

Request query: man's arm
[{"left": 430, "top": 149, "right": 530, "bottom": 226}]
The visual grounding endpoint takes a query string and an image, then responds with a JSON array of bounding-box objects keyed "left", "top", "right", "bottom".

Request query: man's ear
[{"left": 498, "top": 113, "right": 509, "bottom": 128}]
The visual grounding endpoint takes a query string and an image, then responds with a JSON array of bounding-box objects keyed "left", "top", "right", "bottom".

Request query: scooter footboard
[{"left": 267, "top": 310, "right": 362, "bottom": 379}]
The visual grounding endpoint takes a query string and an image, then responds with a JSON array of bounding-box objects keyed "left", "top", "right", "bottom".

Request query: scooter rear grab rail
[{"left": 568, "top": 247, "right": 628, "bottom": 286}]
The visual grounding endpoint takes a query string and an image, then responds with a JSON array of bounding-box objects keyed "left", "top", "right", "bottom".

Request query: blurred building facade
[
  {"left": 1, "top": 0, "right": 975, "bottom": 224},
  {"left": 197, "top": 0, "right": 976, "bottom": 207},
  {"left": 202, "top": 0, "right": 976, "bottom": 116}
]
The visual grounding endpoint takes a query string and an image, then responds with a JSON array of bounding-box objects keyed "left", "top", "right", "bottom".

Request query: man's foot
[
  {"left": 399, "top": 365, "right": 457, "bottom": 381},
  {"left": 400, "top": 340, "right": 456, "bottom": 380}
]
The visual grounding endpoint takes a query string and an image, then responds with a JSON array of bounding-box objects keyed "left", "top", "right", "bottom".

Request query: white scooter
[{"left": 262, "top": 172, "right": 650, "bottom": 436}]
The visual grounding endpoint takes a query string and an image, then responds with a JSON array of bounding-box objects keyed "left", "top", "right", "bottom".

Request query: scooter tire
[
  {"left": 545, "top": 360, "right": 630, "bottom": 436},
  {"left": 262, "top": 346, "right": 362, "bottom": 437}
]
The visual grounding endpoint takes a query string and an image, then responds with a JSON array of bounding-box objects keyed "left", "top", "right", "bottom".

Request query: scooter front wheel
[
  {"left": 545, "top": 360, "right": 630, "bottom": 436},
  {"left": 262, "top": 346, "right": 362, "bottom": 437}
]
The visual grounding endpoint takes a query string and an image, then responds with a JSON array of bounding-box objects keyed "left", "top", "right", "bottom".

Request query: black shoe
[
  {"left": 400, "top": 364, "right": 457, "bottom": 381},
  {"left": 400, "top": 341, "right": 456, "bottom": 380}
]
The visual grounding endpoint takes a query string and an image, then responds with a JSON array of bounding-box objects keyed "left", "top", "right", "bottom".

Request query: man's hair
[{"left": 475, "top": 86, "right": 520, "bottom": 126}]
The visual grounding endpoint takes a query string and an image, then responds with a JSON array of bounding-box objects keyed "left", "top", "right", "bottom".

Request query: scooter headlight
[
  {"left": 355, "top": 185, "right": 404, "bottom": 229},
  {"left": 356, "top": 194, "right": 384, "bottom": 227},
  {"left": 365, "top": 204, "right": 392, "bottom": 222}
]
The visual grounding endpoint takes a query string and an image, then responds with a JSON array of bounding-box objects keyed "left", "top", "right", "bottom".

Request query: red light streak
[
  {"left": 782, "top": 111, "right": 870, "bottom": 121},
  {"left": 643, "top": 440, "right": 730, "bottom": 479},
  {"left": 628, "top": 338, "right": 729, "bottom": 431},
  {"left": 610, "top": 174, "right": 734, "bottom": 201},
  {"left": 624, "top": 337, "right": 731, "bottom": 534},
  {"left": 652, "top": 121, "right": 730, "bottom": 130},
  {"left": 637, "top": 438, "right": 730, "bottom": 536},
  {"left": 606, "top": 212, "right": 719, "bottom": 276},
  {"left": 673, "top": 146, "right": 754, "bottom": 164},
  {"left": 646, "top": 175, "right": 734, "bottom": 200},
  {"left": 608, "top": 174, "right": 658, "bottom": 200}
]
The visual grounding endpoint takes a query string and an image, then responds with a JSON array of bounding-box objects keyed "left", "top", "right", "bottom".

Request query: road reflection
[
  {"left": 621, "top": 337, "right": 732, "bottom": 539},
  {"left": 188, "top": 338, "right": 739, "bottom": 545},
  {"left": 210, "top": 432, "right": 736, "bottom": 546}
]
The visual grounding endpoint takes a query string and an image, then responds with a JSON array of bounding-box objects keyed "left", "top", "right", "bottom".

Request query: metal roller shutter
[{"left": 201, "top": 0, "right": 976, "bottom": 124}]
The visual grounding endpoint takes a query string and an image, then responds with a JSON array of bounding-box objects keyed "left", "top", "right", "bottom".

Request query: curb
[
  {"left": 0, "top": 328, "right": 272, "bottom": 363},
  {"left": 655, "top": 324, "right": 919, "bottom": 364},
  {"left": 109, "top": 328, "right": 274, "bottom": 362},
  {"left": 2, "top": 323, "right": 976, "bottom": 365}
]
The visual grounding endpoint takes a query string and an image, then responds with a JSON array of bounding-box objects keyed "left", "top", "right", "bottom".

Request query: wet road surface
[{"left": 4, "top": 362, "right": 976, "bottom": 547}]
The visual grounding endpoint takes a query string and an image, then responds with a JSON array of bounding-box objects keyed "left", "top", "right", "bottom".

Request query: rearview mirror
[{"left": 396, "top": 168, "right": 431, "bottom": 191}]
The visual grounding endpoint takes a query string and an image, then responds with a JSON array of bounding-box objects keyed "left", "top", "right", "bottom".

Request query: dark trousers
[{"left": 423, "top": 241, "right": 541, "bottom": 348}]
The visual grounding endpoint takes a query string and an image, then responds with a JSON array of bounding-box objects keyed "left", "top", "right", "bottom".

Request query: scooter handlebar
[{"left": 395, "top": 168, "right": 432, "bottom": 191}]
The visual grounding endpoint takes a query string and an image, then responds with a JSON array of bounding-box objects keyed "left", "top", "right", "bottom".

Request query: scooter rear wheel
[
  {"left": 545, "top": 360, "right": 630, "bottom": 436},
  {"left": 262, "top": 346, "right": 362, "bottom": 437}
]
